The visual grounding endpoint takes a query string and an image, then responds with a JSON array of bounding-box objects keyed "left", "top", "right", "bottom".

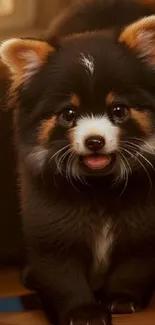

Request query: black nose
[{"left": 85, "top": 136, "right": 105, "bottom": 152}]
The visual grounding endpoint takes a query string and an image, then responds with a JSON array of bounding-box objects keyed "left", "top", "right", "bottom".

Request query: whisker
[
  {"left": 48, "top": 144, "right": 70, "bottom": 165},
  {"left": 123, "top": 140, "right": 154, "bottom": 155},
  {"left": 117, "top": 152, "right": 129, "bottom": 197},
  {"left": 119, "top": 147, "right": 132, "bottom": 174},
  {"left": 125, "top": 138, "right": 154, "bottom": 154},
  {"left": 56, "top": 147, "right": 73, "bottom": 174},
  {"left": 66, "top": 152, "right": 80, "bottom": 192},
  {"left": 47, "top": 145, "right": 71, "bottom": 182},
  {"left": 134, "top": 155, "right": 152, "bottom": 191},
  {"left": 119, "top": 141, "right": 154, "bottom": 191},
  {"left": 121, "top": 141, "right": 142, "bottom": 152},
  {"left": 67, "top": 151, "right": 88, "bottom": 186},
  {"left": 124, "top": 145, "right": 155, "bottom": 172}
]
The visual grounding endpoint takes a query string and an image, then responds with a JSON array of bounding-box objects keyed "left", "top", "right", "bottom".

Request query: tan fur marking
[
  {"left": 0, "top": 39, "right": 54, "bottom": 97},
  {"left": 2, "top": 40, "right": 53, "bottom": 75},
  {"left": 38, "top": 116, "right": 57, "bottom": 144},
  {"left": 119, "top": 16, "right": 155, "bottom": 50},
  {"left": 130, "top": 109, "right": 152, "bottom": 133},
  {"left": 106, "top": 92, "right": 116, "bottom": 106},
  {"left": 70, "top": 94, "right": 80, "bottom": 107}
]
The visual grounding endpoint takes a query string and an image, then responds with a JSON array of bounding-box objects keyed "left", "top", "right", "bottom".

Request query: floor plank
[
  {"left": 0, "top": 268, "right": 155, "bottom": 325},
  {"left": 0, "top": 310, "right": 49, "bottom": 325},
  {"left": 0, "top": 268, "right": 31, "bottom": 298}
]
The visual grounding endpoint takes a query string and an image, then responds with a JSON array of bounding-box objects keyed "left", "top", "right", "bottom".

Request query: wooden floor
[{"left": 0, "top": 269, "right": 155, "bottom": 325}]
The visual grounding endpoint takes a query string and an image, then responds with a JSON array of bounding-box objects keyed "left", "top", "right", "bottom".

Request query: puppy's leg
[
  {"left": 102, "top": 258, "right": 154, "bottom": 314},
  {"left": 31, "top": 255, "right": 111, "bottom": 325}
]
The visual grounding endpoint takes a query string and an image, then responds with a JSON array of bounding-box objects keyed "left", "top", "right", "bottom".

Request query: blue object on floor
[
  {"left": 0, "top": 297, "right": 24, "bottom": 312},
  {"left": 0, "top": 294, "right": 41, "bottom": 312}
]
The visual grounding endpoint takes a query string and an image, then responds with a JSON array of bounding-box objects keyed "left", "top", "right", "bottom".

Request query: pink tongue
[{"left": 84, "top": 155, "right": 111, "bottom": 169}]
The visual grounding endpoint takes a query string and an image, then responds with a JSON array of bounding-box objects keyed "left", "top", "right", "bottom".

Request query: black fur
[{"left": 10, "top": 1, "right": 155, "bottom": 324}]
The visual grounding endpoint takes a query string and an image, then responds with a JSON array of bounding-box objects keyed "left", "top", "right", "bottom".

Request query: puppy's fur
[{"left": 2, "top": 1, "right": 155, "bottom": 324}]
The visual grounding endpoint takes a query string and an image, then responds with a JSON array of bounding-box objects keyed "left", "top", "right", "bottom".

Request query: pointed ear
[
  {"left": 0, "top": 38, "right": 54, "bottom": 85},
  {"left": 119, "top": 16, "right": 155, "bottom": 66}
]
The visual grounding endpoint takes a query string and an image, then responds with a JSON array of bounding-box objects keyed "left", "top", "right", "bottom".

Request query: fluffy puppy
[{"left": 1, "top": 1, "right": 155, "bottom": 324}]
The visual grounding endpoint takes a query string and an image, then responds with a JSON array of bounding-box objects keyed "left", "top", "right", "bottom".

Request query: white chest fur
[{"left": 95, "top": 222, "right": 113, "bottom": 266}]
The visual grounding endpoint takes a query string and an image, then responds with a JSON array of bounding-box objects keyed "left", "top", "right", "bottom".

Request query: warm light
[{"left": 0, "top": 0, "right": 14, "bottom": 16}]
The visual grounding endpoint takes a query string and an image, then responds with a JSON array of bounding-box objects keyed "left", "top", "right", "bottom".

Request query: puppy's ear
[
  {"left": 119, "top": 15, "right": 155, "bottom": 66},
  {"left": 0, "top": 38, "right": 54, "bottom": 85}
]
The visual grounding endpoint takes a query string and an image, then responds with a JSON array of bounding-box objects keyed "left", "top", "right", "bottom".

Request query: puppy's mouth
[{"left": 80, "top": 153, "right": 115, "bottom": 171}]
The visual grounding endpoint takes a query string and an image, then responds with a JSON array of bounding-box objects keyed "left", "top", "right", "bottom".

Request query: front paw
[
  {"left": 109, "top": 299, "right": 141, "bottom": 314},
  {"left": 63, "top": 304, "right": 111, "bottom": 325}
]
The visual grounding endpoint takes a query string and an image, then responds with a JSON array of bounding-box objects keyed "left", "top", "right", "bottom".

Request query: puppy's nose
[{"left": 85, "top": 135, "right": 105, "bottom": 152}]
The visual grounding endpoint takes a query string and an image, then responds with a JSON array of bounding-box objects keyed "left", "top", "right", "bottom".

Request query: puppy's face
[{"left": 1, "top": 17, "right": 155, "bottom": 184}]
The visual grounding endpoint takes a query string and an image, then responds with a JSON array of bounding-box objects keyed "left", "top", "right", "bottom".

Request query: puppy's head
[{"left": 1, "top": 16, "right": 155, "bottom": 184}]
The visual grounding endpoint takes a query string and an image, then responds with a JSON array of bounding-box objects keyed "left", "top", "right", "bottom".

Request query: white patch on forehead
[
  {"left": 72, "top": 115, "right": 119, "bottom": 155},
  {"left": 80, "top": 53, "right": 94, "bottom": 76},
  {"left": 95, "top": 222, "right": 113, "bottom": 265}
]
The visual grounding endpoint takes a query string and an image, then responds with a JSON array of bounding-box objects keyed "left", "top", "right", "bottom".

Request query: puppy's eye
[
  {"left": 112, "top": 105, "right": 128, "bottom": 122},
  {"left": 59, "top": 107, "right": 76, "bottom": 127}
]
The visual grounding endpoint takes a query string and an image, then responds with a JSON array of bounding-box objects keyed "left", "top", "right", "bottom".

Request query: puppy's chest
[
  {"left": 94, "top": 221, "right": 113, "bottom": 268},
  {"left": 75, "top": 202, "right": 114, "bottom": 267},
  {"left": 83, "top": 200, "right": 155, "bottom": 269}
]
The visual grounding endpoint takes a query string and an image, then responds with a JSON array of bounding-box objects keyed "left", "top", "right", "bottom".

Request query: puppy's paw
[
  {"left": 109, "top": 299, "right": 141, "bottom": 314},
  {"left": 64, "top": 304, "right": 111, "bottom": 325}
]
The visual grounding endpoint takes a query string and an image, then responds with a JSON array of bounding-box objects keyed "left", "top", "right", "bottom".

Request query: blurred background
[{"left": 0, "top": 0, "right": 71, "bottom": 40}]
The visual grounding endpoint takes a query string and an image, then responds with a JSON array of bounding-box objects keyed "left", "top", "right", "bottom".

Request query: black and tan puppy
[{"left": 1, "top": 0, "right": 155, "bottom": 324}]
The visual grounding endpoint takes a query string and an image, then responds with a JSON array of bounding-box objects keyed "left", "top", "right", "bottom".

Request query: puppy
[{"left": 1, "top": 1, "right": 155, "bottom": 324}]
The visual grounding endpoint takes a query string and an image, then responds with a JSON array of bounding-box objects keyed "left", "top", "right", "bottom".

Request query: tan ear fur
[
  {"left": 0, "top": 38, "right": 54, "bottom": 85},
  {"left": 119, "top": 16, "right": 155, "bottom": 66}
]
